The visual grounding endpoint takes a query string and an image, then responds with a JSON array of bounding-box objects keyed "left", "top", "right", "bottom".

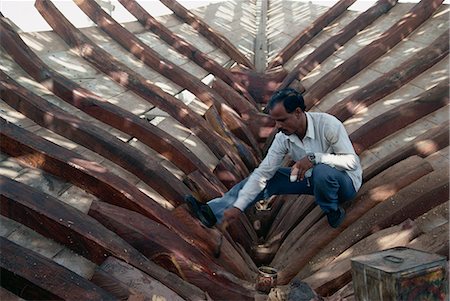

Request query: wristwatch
[{"left": 307, "top": 153, "right": 316, "bottom": 165}]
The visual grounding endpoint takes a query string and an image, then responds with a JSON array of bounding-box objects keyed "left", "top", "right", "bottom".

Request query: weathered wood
[
  {"left": 350, "top": 81, "right": 449, "bottom": 154},
  {"left": 363, "top": 122, "right": 449, "bottom": 181},
  {"left": 280, "top": 0, "right": 398, "bottom": 88},
  {"left": 93, "top": 257, "right": 185, "bottom": 301},
  {"left": 0, "top": 287, "right": 25, "bottom": 301},
  {"left": 118, "top": 0, "right": 257, "bottom": 105},
  {"left": 271, "top": 156, "right": 433, "bottom": 284},
  {"left": 1, "top": 237, "right": 116, "bottom": 301},
  {"left": 0, "top": 15, "right": 227, "bottom": 199},
  {"left": 91, "top": 268, "right": 138, "bottom": 300},
  {"left": 328, "top": 33, "right": 449, "bottom": 121},
  {"left": 304, "top": 0, "right": 444, "bottom": 109},
  {"left": 0, "top": 176, "right": 208, "bottom": 300},
  {"left": 267, "top": 0, "right": 357, "bottom": 69},
  {"left": 408, "top": 222, "right": 449, "bottom": 258},
  {"left": 89, "top": 201, "right": 256, "bottom": 300},
  {"left": 254, "top": 0, "right": 268, "bottom": 72},
  {"left": 304, "top": 221, "right": 419, "bottom": 296},
  {"left": 35, "top": 0, "right": 250, "bottom": 179},
  {"left": 0, "top": 73, "right": 191, "bottom": 204},
  {"left": 0, "top": 118, "right": 223, "bottom": 259},
  {"left": 73, "top": 0, "right": 260, "bottom": 157},
  {"left": 159, "top": 0, "right": 254, "bottom": 69}
]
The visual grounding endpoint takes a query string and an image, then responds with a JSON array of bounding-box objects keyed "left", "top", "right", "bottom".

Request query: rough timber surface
[{"left": 0, "top": 0, "right": 449, "bottom": 299}]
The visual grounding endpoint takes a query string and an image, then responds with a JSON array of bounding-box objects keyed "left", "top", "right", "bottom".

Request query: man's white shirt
[{"left": 233, "top": 112, "right": 363, "bottom": 211}]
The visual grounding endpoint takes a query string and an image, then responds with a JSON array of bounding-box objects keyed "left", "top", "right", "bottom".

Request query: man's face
[{"left": 269, "top": 102, "right": 303, "bottom": 136}]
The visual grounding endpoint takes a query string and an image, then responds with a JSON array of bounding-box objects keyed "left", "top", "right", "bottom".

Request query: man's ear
[{"left": 295, "top": 107, "right": 303, "bottom": 117}]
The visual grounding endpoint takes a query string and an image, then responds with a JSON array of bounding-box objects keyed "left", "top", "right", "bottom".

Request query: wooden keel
[
  {"left": 0, "top": 237, "right": 117, "bottom": 301},
  {"left": 159, "top": 0, "right": 254, "bottom": 69},
  {"left": 280, "top": 0, "right": 398, "bottom": 88},
  {"left": 0, "top": 176, "right": 209, "bottom": 300},
  {"left": 304, "top": 0, "right": 444, "bottom": 109}
]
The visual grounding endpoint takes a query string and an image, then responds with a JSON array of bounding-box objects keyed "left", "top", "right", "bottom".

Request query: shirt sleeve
[
  {"left": 233, "top": 133, "right": 287, "bottom": 211},
  {"left": 315, "top": 116, "right": 360, "bottom": 171}
]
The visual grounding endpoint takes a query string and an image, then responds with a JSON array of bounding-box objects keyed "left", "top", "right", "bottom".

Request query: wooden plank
[
  {"left": 88, "top": 201, "right": 256, "bottom": 300},
  {"left": 0, "top": 15, "right": 227, "bottom": 199},
  {"left": 280, "top": 0, "right": 398, "bottom": 89},
  {"left": 328, "top": 32, "right": 449, "bottom": 122},
  {"left": 72, "top": 0, "right": 261, "bottom": 157},
  {"left": 1, "top": 237, "right": 116, "bottom": 301},
  {"left": 34, "top": 0, "right": 250, "bottom": 179},
  {"left": 254, "top": 0, "right": 268, "bottom": 72},
  {"left": 304, "top": 0, "right": 444, "bottom": 109},
  {"left": 271, "top": 156, "right": 433, "bottom": 284},
  {"left": 363, "top": 122, "right": 449, "bottom": 181},
  {"left": 408, "top": 222, "right": 449, "bottom": 258},
  {"left": 0, "top": 287, "right": 25, "bottom": 301},
  {"left": 267, "top": 0, "right": 357, "bottom": 69},
  {"left": 0, "top": 118, "right": 224, "bottom": 259},
  {"left": 0, "top": 176, "right": 208, "bottom": 300},
  {"left": 118, "top": 0, "right": 257, "bottom": 105},
  {"left": 0, "top": 73, "right": 191, "bottom": 204},
  {"left": 349, "top": 81, "right": 448, "bottom": 154},
  {"left": 159, "top": 0, "right": 254, "bottom": 69},
  {"left": 296, "top": 168, "right": 448, "bottom": 279}
]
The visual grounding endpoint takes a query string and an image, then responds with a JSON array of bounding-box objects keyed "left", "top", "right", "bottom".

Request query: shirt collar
[{"left": 287, "top": 112, "right": 315, "bottom": 142}]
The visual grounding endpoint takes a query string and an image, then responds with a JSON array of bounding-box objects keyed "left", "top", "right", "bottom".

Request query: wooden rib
[
  {"left": 118, "top": 0, "right": 256, "bottom": 105},
  {"left": 305, "top": 0, "right": 444, "bottom": 109},
  {"left": 363, "top": 122, "right": 449, "bottom": 181},
  {"left": 0, "top": 237, "right": 116, "bottom": 301},
  {"left": 0, "top": 74, "right": 191, "bottom": 204},
  {"left": 267, "top": 0, "right": 357, "bottom": 69},
  {"left": 350, "top": 81, "right": 449, "bottom": 155},
  {"left": 73, "top": 0, "right": 260, "bottom": 157},
  {"left": 0, "top": 16, "right": 226, "bottom": 199},
  {"left": 89, "top": 201, "right": 256, "bottom": 299},
  {"left": 35, "top": 0, "right": 250, "bottom": 179},
  {"left": 0, "top": 287, "right": 25, "bottom": 301},
  {"left": 0, "top": 117, "right": 225, "bottom": 259},
  {"left": 0, "top": 176, "right": 208, "bottom": 300},
  {"left": 159, "top": 0, "right": 254, "bottom": 69},
  {"left": 271, "top": 156, "right": 434, "bottom": 284},
  {"left": 280, "top": 0, "right": 398, "bottom": 89},
  {"left": 328, "top": 33, "right": 449, "bottom": 121}
]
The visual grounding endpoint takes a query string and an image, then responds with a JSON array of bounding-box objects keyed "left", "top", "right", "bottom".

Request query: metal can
[{"left": 256, "top": 266, "right": 278, "bottom": 294}]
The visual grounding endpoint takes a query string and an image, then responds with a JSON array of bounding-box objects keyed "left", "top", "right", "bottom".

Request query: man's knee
[{"left": 312, "top": 164, "right": 334, "bottom": 186}]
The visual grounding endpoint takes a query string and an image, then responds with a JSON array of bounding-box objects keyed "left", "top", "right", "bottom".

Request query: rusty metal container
[{"left": 351, "top": 247, "right": 448, "bottom": 301}]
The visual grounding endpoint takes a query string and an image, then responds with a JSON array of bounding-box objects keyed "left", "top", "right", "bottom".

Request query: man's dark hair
[{"left": 266, "top": 88, "right": 306, "bottom": 113}]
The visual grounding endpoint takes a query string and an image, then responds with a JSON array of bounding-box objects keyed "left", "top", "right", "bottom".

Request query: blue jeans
[{"left": 208, "top": 164, "right": 357, "bottom": 223}]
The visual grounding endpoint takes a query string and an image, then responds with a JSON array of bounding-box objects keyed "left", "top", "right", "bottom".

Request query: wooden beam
[
  {"left": 117, "top": 0, "right": 257, "bottom": 105},
  {"left": 254, "top": 0, "right": 268, "bottom": 72},
  {"left": 0, "top": 237, "right": 116, "bottom": 301},
  {"left": 271, "top": 156, "right": 433, "bottom": 284},
  {"left": 0, "top": 117, "right": 224, "bottom": 259},
  {"left": 0, "top": 287, "right": 25, "bottom": 301},
  {"left": 0, "top": 176, "right": 209, "bottom": 300},
  {"left": 267, "top": 0, "right": 357, "bottom": 69},
  {"left": 35, "top": 0, "right": 250, "bottom": 179},
  {"left": 280, "top": 0, "right": 398, "bottom": 89},
  {"left": 159, "top": 0, "right": 254, "bottom": 69},
  {"left": 304, "top": 0, "right": 444, "bottom": 109},
  {"left": 0, "top": 15, "right": 227, "bottom": 199},
  {"left": 328, "top": 32, "right": 449, "bottom": 122},
  {"left": 350, "top": 81, "right": 448, "bottom": 155},
  {"left": 0, "top": 73, "right": 191, "bottom": 205}
]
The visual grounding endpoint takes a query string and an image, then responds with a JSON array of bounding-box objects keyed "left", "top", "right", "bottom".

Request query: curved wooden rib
[
  {"left": 271, "top": 156, "right": 433, "bottom": 284},
  {"left": 363, "top": 122, "right": 449, "bottom": 181},
  {"left": 118, "top": 0, "right": 257, "bottom": 104},
  {"left": 0, "top": 117, "right": 226, "bottom": 259},
  {"left": 305, "top": 0, "right": 444, "bottom": 109},
  {"left": 89, "top": 201, "right": 256, "bottom": 299},
  {"left": 0, "top": 237, "right": 116, "bottom": 301},
  {"left": 267, "top": 0, "right": 357, "bottom": 69},
  {"left": 0, "top": 176, "right": 208, "bottom": 300},
  {"left": 328, "top": 32, "right": 449, "bottom": 122},
  {"left": 159, "top": 0, "right": 254, "bottom": 69},
  {"left": 73, "top": 0, "right": 260, "bottom": 157},
  {"left": 0, "top": 74, "right": 191, "bottom": 204},
  {"left": 0, "top": 287, "right": 25, "bottom": 301},
  {"left": 0, "top": 16, "right": 226, "bottom": 199},
  {"left": 350, "top": 81, "right": 449, "bottom": 155},
  {"left": 280, "top": 0, "right": 398, "bottom": 89},
  {"left": 35, "top": 0, "right": 250, "bottom": 179}
]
